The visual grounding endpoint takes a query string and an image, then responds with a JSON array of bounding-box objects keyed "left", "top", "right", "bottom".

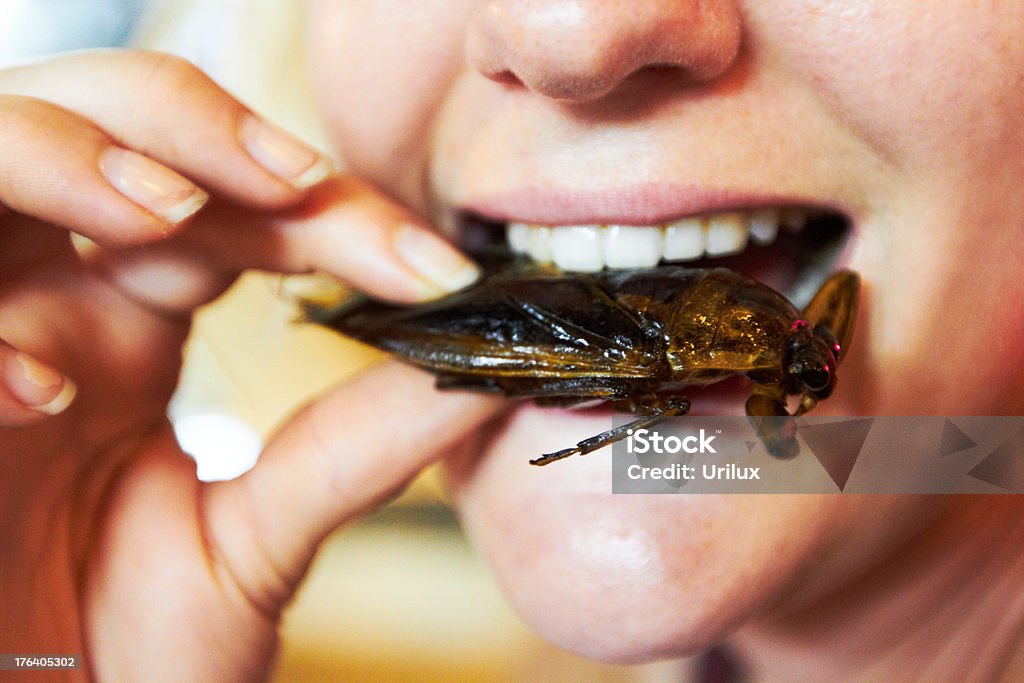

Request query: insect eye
[{"left": 800, "top": 364, "right": 831, "bottom": 393}]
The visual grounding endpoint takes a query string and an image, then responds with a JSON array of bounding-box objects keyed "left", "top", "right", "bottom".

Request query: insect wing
[{"left": 316, "top": 273, "right": 665, "bottom": 379}]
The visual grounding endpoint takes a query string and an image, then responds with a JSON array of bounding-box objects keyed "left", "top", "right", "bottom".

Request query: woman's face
[{"left": 306, "top": 0, "right": 1024, "bottom": 661}]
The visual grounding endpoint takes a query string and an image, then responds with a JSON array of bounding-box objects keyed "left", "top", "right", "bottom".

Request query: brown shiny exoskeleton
[{"left": 309, "top": 265, "right": 859, "bottom": 465}]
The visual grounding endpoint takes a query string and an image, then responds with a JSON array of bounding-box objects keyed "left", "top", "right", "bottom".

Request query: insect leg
[
  {"left": 530, "top": 397, "right": 690, "bottom": 466},
  {"left": 533, "top": 396, "right": 607, "bottom": 408},
  {"left": 611, "top": 394, "right": 681, "bottom": 415},
  {"left": 524, "top": 383, "right": 618, "bottom": 397},
  {"left": 519, "top": 380, "right": 634, "bottom": 408},
  {"left": 795, "top": 394, "right": 818, "bottom": 416},
  {"left": 490, "top": 377, "right": 638, "bottom": 400},
  {"left": 438, "top": 375, "right": 638, "bottom": 399},
  {"left": 745, "top": 392, "right": 800, "bottom": 459},
  {"left": 434, "top": 374, "right": 504, "bottom": 392}
]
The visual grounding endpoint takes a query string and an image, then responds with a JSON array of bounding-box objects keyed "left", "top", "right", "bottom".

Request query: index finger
[
  {"left": 1, "top": 50, "right": 331, "bottom": 209},
  {"left": 92, "top": 176, "right": 482, "bottom": 314}
]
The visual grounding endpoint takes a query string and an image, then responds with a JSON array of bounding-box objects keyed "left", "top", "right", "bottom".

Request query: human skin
[
  {"left": 307, "top": 0, "right": 1024, "bottom": 678},
  {"left": 0, "top": 50, "right": 497, "bottom": 681}
]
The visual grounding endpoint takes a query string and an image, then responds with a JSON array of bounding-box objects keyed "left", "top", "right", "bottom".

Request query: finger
[
  {"left": 1, "top": 50, "right": 333, "bottom": 208},
  {"left": 201, "top": 362, "right": 501, "bottom": 612},
  {"left": 0, "top": 340, "right": 76, "bottom": 427},
  {"left": 0, "top": 95, "right": 208, "bottom": 246},
  {"left": 92, "top": 177, "right": 481, "bottom": 314},
  {"left": 191, "top": 178, "right": 483, "bottom": 302}
]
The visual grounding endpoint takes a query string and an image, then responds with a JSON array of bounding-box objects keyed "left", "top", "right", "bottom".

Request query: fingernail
[
  {"left": 100, "top": 147, "right": 209, "bottom": 225},
  {"left": 239, "top": 113, "right": 334, "bottom": 190},
  {"left": 392, "top": 224, "right": 481, "bottom": 297},
  {"left": 6, "top": 352, "right": 77, "bottom": 415},
  {"left": 275, "top": 272, "right": 349, "bottom": 308}
]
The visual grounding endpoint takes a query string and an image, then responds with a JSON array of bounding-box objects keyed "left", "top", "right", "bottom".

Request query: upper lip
[{"left": 459, "top": 183, "right": 847, "bottom": 226}]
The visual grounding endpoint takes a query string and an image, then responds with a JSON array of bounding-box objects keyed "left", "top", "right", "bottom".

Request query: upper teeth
[{"left": 507, "top": 208, "right": 802, "bottom": 272}]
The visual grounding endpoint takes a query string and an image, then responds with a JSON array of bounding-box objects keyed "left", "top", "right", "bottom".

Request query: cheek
[
  {"left": 749, "top": 2, "right": 1024, "bottom": 171},
  {"left": 848, "top": 200, "right": 1024, "bottom": 416},
  {"left": 746, "top": 4, "right": 1024, "bottom": 413},
  {"left": 448, "top": 407, "right": 930, "bottom": 662},
  {"left": 305, "top": 0, "right": 475, "bottom": 208}
]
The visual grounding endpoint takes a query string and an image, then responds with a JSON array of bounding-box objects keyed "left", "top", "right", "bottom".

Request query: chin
[{"left": 446, "top": 403, "right": 893, "bottom": 663}]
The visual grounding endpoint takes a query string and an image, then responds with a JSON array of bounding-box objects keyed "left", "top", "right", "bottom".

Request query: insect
[{"left": 308, "top": 263, "right": 859, "bottom": 465}]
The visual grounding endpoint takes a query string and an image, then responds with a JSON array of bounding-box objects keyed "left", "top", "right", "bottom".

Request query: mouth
[{"left": 455, "top": 204, "right": 851, "bottom": 308}]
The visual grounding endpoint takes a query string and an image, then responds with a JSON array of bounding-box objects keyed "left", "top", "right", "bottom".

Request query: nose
[{"left": 467, "top": 0, "right": 743, "bottom": 102}]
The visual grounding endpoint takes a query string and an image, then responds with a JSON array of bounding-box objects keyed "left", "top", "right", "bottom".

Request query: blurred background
[{"left": 0, "top": 1, "right": 686, "bottom": 680}]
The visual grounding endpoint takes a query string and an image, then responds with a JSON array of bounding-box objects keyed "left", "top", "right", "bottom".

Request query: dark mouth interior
[{"left": 455, "top": 209, "right": 850, "bottom": 309}]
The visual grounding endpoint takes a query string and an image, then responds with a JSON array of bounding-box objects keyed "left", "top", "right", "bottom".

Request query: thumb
[{"left": 200, "top": 361, "right": 501, "bottom": 613}]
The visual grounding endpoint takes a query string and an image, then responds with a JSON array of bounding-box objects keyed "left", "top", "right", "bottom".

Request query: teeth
[
  {"left": 506, "top": 208, "right": 792, "bottom": 272},
  {"left": 705, "top": 212, "right": 748, "bottom": 256},
  {"left": 507, "top": 222, "right": 530, "bottom": 254},
  {"left": 524, "top": 224, "right": 553, "bottom": 263},
  {"left": 605, "top": 225, "right": 663, "bottom": 268},
  {"left": 748, "top": 208, "right": 780, "bottom": 245},
  {"left": 663, "top": 218, "right": 705, "bottom": 260},
  {"left": 551, "top": 225, "right": 604, "bottom": 271}
]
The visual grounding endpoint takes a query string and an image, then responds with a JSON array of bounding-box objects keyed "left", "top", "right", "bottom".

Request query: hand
[{"left": 0, "top": 50, "right": 495, "bottom": 681}]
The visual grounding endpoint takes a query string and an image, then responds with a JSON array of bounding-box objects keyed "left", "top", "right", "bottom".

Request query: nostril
[{"left": 489, "top": 70, "right": 523, "bottom": 87}]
